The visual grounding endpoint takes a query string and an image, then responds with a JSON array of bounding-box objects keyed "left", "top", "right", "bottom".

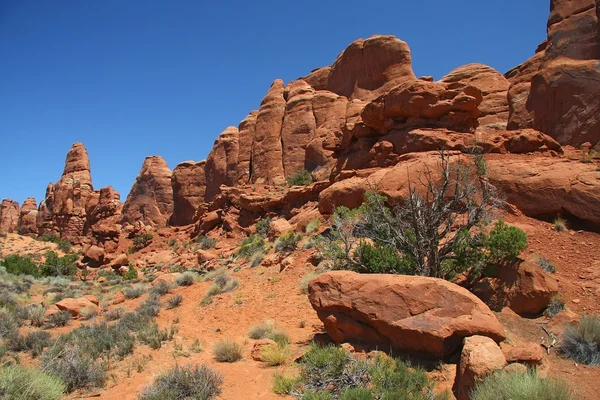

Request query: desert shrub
[
  {"left": 471, "top": 370, "right": 571, "bottom": 400},
  {"left": 485, "top": 220, "right": 528, "bottom": 264},
  {"left": 117, "top": 311, "right": 154, "bottom": 333},
  {"left": 354, "top": 242, "right": 413, "bottom": 274},
  {"left": 205, "top": 275, "right": 238, "bottom": 299},
  {"left": 41, "top": 344, "right": 105, "bottom": 392},
  {"left": 545, "top": 295, "right": 565, "bottom": 318},
  {"left": 28, "top": 305, "right": 46, "bottom": 327},
  {"left": 138, "top": 363, "right": 223, "bottom": 400},
  {"left": 137, "top": 323, "right": 169, "bottom": 349},
  {"left": 274, "top": 231, "right": 302, "bottom": 253},
  {"left": 130, "top": 233, "right": 153, "bottom": 253},
  {"left": 8, "top": 330, "right": 52, "bottom": 357},
  {"left": 175, "top": 271, "right": 196, "bottom": 287},
  {"left": 0, "top": 308, "right": 19, "bottom": 338},
  {"left": 272, "top": 372, "right": 301, "bottom": 395},
  {"left": 306, "top": 219, "right": 321, "bottom": 235},
  {"left": 255, "top": 218, "right": 271, "bottom": 237},
  {"left": 2, "top": 254, "right": 40, "bottom": 277},
  {"left": 150, "top": 280, "right": 171, "bottom": 297},
  {"left": 123, "top": 284, "right": 146, "bottom": 299},
  {"left": 166, "top": 294, "right": 183, "bottom": 309},
  {"left": 250, "top": 251, "right": 264, "bottom": 268},
  {"left": 123, "top": 266, "right": 139, "bottom": 281},
  {"left": 261, "top": 343, "right": 291, "bottom": 366},
  {"left": 104, "top": 307, "right": 125, "bottom": 321},
  {"left": 40, "top": 251, "right": 78, "bottom": 277},
  {"left": 213, "top": 340, "right": 243, "bottom": 362},
  {"left": 0, "top": 364, "right": 66, "bottom": 400},
  {"left": 47, "top": 310, "right": 72, "bottom": 327},
  {"left": 137, "top": 295, "right": 161, "bottom": 317},
  {"left": 559, "top": 314, "right": 600, "bottom": 365},
  {"left": 280, "top": 344, "right": 443, "bottom": 399},
  {"left": 288, "top": 170, "right": 313, "bottom": 186},
  {"left": 537, "top": 256, "right": 556, "bottom": 273},
  {"left": 554, "top": 217, "right": 568, "bottom": 232},
  {"left": 57, "top": 239, "right": 72, "bottom": 253},
  {"left": 248, "top": 320, "right": 289, "bottom": 345},
  {"left": 80, "top": 306, "right": 98, "bottom": 321},
  {"left": 196, "top": 235, "right": 217, "bottom": 250},
  {"left": 39, "top": 234, "right": 60, "bottom": 243},
  {"left": 235, "top": 235, "right": 266, "bottom": 259}
]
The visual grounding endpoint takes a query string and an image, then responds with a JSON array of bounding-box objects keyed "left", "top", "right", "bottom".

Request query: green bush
[
  {"left": 287, "top": 170, "right": 313, "bottom": 186},
  {"left": 471, "top": 370, "right": 571, "bottom": 400},
  {"left": 306, "top": 219, "right": 321, "bottom": 235},
  {"left": 3, "top": 254, "right": 40, "bottom": 277},
  {"left": 213, "top": 340, "right": 243, "bottom": 362},
  {"left": 122, "top": 266, "right": 138, "bottom": 281},
  {"left": 175, "top": 271, "right": 196, "bottom": 287},
  {"left": 57, "top": 239, "right": 72, "bottom": 253},
  {"left": 39, "top": 234, "right": 60, "bottom": 243},
  {"left": 559, "top": 314, "right": 600, "bottom": 365},
  {"left": 354, "top": 242, "right": 414, "bottom": 274},
  {"left": 235, "top": 235, "right": 266, "bottom": 259},
  {"left": 40, "top": 251, "right": 78, "bottom": 277},
  {"left": 485, "top": 220, "right": 528, "bottom": 264},
  {"left": 255, "top": 218, "right": 271, "bottom": 237},
  {"left": 196, "top": 235, "right": 217, "bottom": 250},
  {"left": 0, "top": 364, "right": 66, "bottom": 400},
  {"left": 274, "top": 231, "right": 302, "bottom": 253},
  {"left": 139, "top": 364, "right": 223, "bottom": 400},
  {"left": 130, "top": 233, "right": 153, "bottom": 252},
  {"left": 47, "top": 310, "right": 72, "bottom": 327},
  {"left": 248, "top": 320, "right": 289, "bottom": 346}
]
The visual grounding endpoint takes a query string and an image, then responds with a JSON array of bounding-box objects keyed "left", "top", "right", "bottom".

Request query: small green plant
[
  {"left": 138, "top": 363, "right": 223, "bottom": 400},
  {"left": 2, "top": 254, "right": 40, "bottom": 277},
  {"left": 40, "top": 251, "right": 78, "bottom": 277},
  {"left": 248, "top": 320, "right": 290, "bottom": 346},
  {"left": 255, "top": 218, "right": 271, "bottom": 237},
  {"left": 485, "top": 220, "right": 528, "bottom": 264},
  {"left": 306, "top": 219, "right": 321, "bottom": 235},
  {"left": 137, "top": 323, "right": 169, "bottom": 349},
  {"left": 166, "top": 294, "right": 183, "bottom": 309},
  {"left": 544, "top": 295, "right": 566, "bottom": 318},
  {"left": 39, "top": 234, "right": 60, "bottom": 243},
  {"left": 130, "top": 233, "right": 153, "bottom": 253},
  {"left": 196, "top": 235, "right": 218, "bottom": 250},
  {"left": 123, "top": 284, "right": 146, "bottom": 299},
  {"left": 175, "top": 271, "right": 196, "bottom": 287},
  {"left": 150, "top": 280, "right": 171, "bottom": 297},
  {"left": 235, "top": 235, "right": 266, "bottom": 259},
  {"left": 559, "top": 314, "right": 600, "bottom": 365},
  {"left": 104, "top": 307, "right": 125, "bottom": 321},
  {"left": 261, "top": 343, "right": 291, "bottom": 366},
  {"left": 471, "top": 370, "right": 572, "bottom": 400},
  {"left": 213, "top": 340, "right": 243, "bottom": 362},
  {"left": 29, "top": 305, "right": 46, "bottom": 327},
  {"left": 554, "top": 217, "right": 568, "bottom": 232},
  {"left": 203, "top": 275, "right": 239, "bottom": 304},
  {"left": 123, "top": 266, "right": 139, "bottom": 281},
  {"left": 287, "top": 170, "right": 313, "bottom": 186},
  {"left": 57, "top": 239, "right": 73, "bottom": 253},
  {"left": 274, "top": 231, "right": 302, "bottom": 253},
  {"left": 0, "top": 365, "right": 66, "bottom": 400},
  {"left": 47, "top": 310, "right": 72, "bottom": 327},
  {"left": 272, "top": 372, "right": 301, "bottom": 395},
  {"left": 536, "top": 256, "right": 556, "bottom": 273}
]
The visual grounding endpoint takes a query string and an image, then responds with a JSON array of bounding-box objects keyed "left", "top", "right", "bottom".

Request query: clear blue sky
[{"left": 0, "top": 0, "right": 549, "bottom": 205}]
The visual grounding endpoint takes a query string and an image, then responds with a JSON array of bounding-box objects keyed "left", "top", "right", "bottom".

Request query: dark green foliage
[
  {"left": 39, "top": 234, "right": 60, "bottom": 243},
  {"left": 57, "top": 239, "right": 73, "bottom": 253},
  {"left": 274, "top": 231, "right": 302, "bottom": 253},
  {"left": 485, "top": 220, "right": 528, "bottom": 264},
  {"left": 288, "top": 170, "right": 313, "bottom": 186},
  {"left": 0, "top": 364, "right": 66, "bottom": 400},
  {"left": 255, "top": 218, "right": 271, "bottom": 237},
  {"left": 122, "top": 266, "right": 139, "bottom": 281},
  {"left": 354, "top": 243, "right": 414, "bottom": 274},
  {"left": 130, "top": 233, "right": 153, "bottom": 253},
  {"left": 196, "top": 235, "right": 217, "bottom": 250},
  {"left": 235, "top": 235, "right": 266, "bottom": 259},
  {"left": 559, "top": 315, "right": 600, "bottom": 365},
  {"left": 40, "top": 251, "right": 78, "bottom": 277},
  {"left": 8, "top": 330, "right": 52, "bottom": 357},
  {"left": 3, "top": 254, "right": 40, "bottom": 277},
  {"left": 139, "top": 364, "right": 223, "bottom": 400}
]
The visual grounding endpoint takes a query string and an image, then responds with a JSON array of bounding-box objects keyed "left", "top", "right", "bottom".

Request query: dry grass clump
[
  {"left": 139, "top": 363, "right": 223, "bottom": 400},
  {"left": 559, "top": 314, "right": 600, "bottom": 365},
  {"left": 471, "top": 370, "right": 572, "bottom": 400},
  {"left": 213, "top": 340, "right": 243, "bottom": 363},
  {"left": 248, "top": 320, "right": 289, "bottom": 345},
  {"left": 553, "top": 217, "right": 568, "bottom": 232}
]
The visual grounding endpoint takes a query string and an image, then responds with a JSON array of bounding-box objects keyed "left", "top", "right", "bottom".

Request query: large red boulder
[
  {"left": 121, "top": 156, "right": 173, "bottom": 227},
  {"left": 55, "top": 297, "right": 98, "bottom": 317},
  {"left": 308, "top": 271, "right": 505, "bottom": 358},
  {"left": 17, "top": 198, "right": 38, "bottom": 235}
]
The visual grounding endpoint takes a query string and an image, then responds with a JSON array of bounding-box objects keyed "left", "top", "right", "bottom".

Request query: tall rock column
[
  {"left": 18, "top": 198, "right": 38, "bottom": 235},
  {"left": 170, "top": 160, "right": 206, "bottom": 226},
  {"left": 0, "top": 199, "right": 19, "bottom": 233},
  {"left": 121, "top": 156, "right": 174, "bottom": 227},
  {"left": 236, "top": 111, "right": 258, "bottom": 185},
  {"left": 205, "top": 127, "right": 240, "bottom": 201}
]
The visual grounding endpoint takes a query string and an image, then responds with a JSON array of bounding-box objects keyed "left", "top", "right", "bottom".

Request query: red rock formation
[
  {"left": 0, "top": 199, "right": 19, "bottom": 233},
  {"left": 308, "top": 271, "right": 505, "bottom": 358},
  {"left": 441, "top": 64, "right": 510, "bottom": 129},
  {"left": 121, "top": 156, "right": 173, "bottom": 227},
  {"left": 456, "top": 336, "right": 507, "bottom": 400},
  {"left": 236, "top": 111, "right": 258, "bottom": 185},
  {"left": 37, "top": 143, "right": 94, "bottom": 243},
  {"left": 170, "top": 160, "right": 206, "bottom": 226},
  {"left": 85, "top": 186, "right": 122, "bottom": 253},
  {"left": 18, "top": 198, "right": 38, "bottom": 235},
  {"left": 205, "top": 127, "right": 239, "bottom": 201}
]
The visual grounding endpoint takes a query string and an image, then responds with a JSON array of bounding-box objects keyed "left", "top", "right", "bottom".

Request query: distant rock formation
[
  {"left": 0, "top": 199, "right": 19, "bottom": 233},
  {"left": 170, "top": 160, "right": 206, "bottom": 226},
  {"left": 18, "top": 198, "right": 38, "bottom": 235}
]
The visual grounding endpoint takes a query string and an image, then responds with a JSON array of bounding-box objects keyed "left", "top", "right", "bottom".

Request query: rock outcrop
[
  {"left": 506, "top": 0, "right": 600, "bottom": 146},
  {"left": 170, "top": 160, "right": 206, "bottom": 226},
  {"left": 17, "top": 198, "right": 38, "bottom": 235},
  {"left": 205, "top": 127, "right": 240, "bottom": 201},
  {"left": 121, "top": 156, "right": 173, "bottom": 227},
  {"left": 0, "top": 199, "right": 19, "bottom": 233},
  {"left": 308, "top": 271, "right": 505, "bottom": 358},
  {"left": 85, "top": 186, "right": 122, "bottom": 253},
  {"left": 37, "top": 143, "right": 94, "bottom": 243}
]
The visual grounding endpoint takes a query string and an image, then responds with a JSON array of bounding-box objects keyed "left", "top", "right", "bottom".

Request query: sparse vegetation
[
  {"left": 559, "top": 314, "right": 600, "bottom": 365},
  {"left": 554, "top": 217, "right": 568, "bottom": 232},
  {"left": 306, "top": 219, "right": 321, "bottom": 235},
  {"left": 288, "top": 170, "right": 313, "bottom": 186},
  {"left": 0, "top": 364, "right": 66, "bottom": 400},
  {"left": 123, "top": 284, "right": 146, "bottom": 299},
  {"left": 166, "top": 294, "right": 183, "bottom": 309},
  {"left": 42, "top": 343, "right": 106, "bottom": 392},
  {"left": 203, "top": 274, "right": 238, "bottom": 304},
  {"left": 255, "top": 218, "right": 271, "bottom": 237},
  {"left": 536, "top": 256, "right": 556, "bottom": 273},
  {"left": 545, "top": 295, "right": 566, "bottom": 318},
  {"left": 47, "top": 310, "right": 72, "bottom": 327},
  {"left": 175, "top": 271, "right": 196, "bottom": 287},
  {"left": 196, "top": 235, "right": 218, "bottom": 250},
  {"left": 130, "top": 233, "right": 153, "bottom": 253},
  {"left": 248, "top": 320, "right": 289, "bottom": 345},
  {"left": 80, "top": 306, "right": 98, "bottom": 320},
  {"left": 150, "top": 280, "right": 171, "bottom": 297},
  {"left": 138, "top": 363, "right": 223, "bottom": 400},
  {"left": 272, "top": 372, "right": 301, "bottom": 395},
  {"left": 104, "top": 307, "right": 125, "bottom": 321},
  {"left": 213, "top": 340, "right": 243, "bottom": 362},
  {"left": 471, "top": 370, "right": 572, "bottom": 400},
  {"left": 123, "top": 266, "right": 139, "bottom": 281},
  {"left": 250, "top": 251, "right": 265, "bottom": 268},
  {"left": 261, "top": 343, "right": 291, "bottom": 366},
  {"left": 235, "top": 235, "right": 266, "bottom": 259},
  {"left": 274, "top": 231, "right": 302, "bottom": 253}
]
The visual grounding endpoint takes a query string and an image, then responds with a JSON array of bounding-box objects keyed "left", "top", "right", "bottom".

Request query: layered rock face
[
  {"left": 205, "top": 127, "right": 240, "bottom": 201},
  {"left": 0, "top": 199, "right": 19, "bottom": 233},
  {"left": 18, "top": 198, "right": 38, "bottom": 235},
  {"left": 37, "top": 143, "right": 95, "bottom": 243},
  {"left": 170, "top": 160, "right": 206, "bottom": 226},
  {"left": 507, "top": 0, "right": 600, "bottom": 146},
  {"left": 121, "top": 156, "right": 173, "bottom": 227},
  {"left": 85, "top": 186, "right": 122, "bottom": 253}
]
